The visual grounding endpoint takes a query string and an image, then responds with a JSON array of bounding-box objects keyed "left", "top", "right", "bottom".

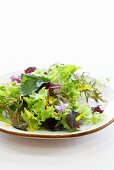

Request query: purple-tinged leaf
[
  {"left": 11, "top": 75, "right": 21, "bottom": 83},
  {"left": 24, "top": 67, "right": 37, "bottom": 74},
  {"left": 43, "top": 118, "right": 63, "bottom": 131},
  {"left": 91, "top": 105, "right": 104, "bottom": 113},
  {"left": 66, "top": 111, "right": 82, "bottom": 128},
  {"left": 44, "top": 82, "right": 60, "bottom": 96}
]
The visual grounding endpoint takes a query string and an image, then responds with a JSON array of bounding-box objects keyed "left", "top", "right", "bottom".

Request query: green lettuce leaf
[
  {"left": 92, "top": 112, "right": 105, "bottom": 124},
  {"left": 0, "top": 113, "right": 10, "bottom": 123},
  {"left": 77, "top": 105, "right": 105, "bottom": 125},
  {"left": 48, "top": 64, "right": 80, "bottom": 84},
  {"left": 0, "top": 82, "right": 20, "bottom": 99},
  {"left": 21, "top": 108, "right": 40, "bottom": 130},
  {"left": 47, "top": 64, "right": 81, "bottom": 109}
]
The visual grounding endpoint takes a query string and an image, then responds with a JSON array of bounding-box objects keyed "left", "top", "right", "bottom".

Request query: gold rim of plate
[{"left": 0, "top": 118, "right": 114, "bottom": 138}]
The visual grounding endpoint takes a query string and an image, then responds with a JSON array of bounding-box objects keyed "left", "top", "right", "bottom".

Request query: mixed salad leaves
[{"left": 0, "top": 64, "right": 106, "bottom": 132}]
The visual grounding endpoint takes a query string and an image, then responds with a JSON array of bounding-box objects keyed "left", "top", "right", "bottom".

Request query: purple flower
[{"left": 55, "top": 102, "right": 68, "bottom": 114}]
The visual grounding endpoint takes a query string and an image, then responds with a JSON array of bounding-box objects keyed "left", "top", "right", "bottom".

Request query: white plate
[{"left": 0, "top": 73, "right": 114, "bottom": 139}]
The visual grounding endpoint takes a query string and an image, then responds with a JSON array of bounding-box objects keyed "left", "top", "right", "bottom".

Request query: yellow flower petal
[
  {"left": 49, "top": 96, "right": 53, "bottom": 104},
  {"left": 75, "top": 112, "right": 85, "bottom": 121},
  {"left": 5, "top": 123, "right": 11, "bottom": 126}
]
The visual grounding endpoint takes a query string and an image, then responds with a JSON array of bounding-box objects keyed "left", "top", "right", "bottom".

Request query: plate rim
[{"left": 0, "top": 118, "right": 114, "bottom": 138}]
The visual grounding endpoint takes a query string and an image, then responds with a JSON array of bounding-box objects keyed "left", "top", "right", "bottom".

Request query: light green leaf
[{"left": 0, "top": 113, "right": 10, "bottom": 123}]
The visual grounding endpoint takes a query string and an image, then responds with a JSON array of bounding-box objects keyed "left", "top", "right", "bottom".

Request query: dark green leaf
[
  {"left": 20, "top": 74, "right": 49, "bottom": 96},
  {"left": 13, "top": 123, "right": 28, "bottom": 130}
]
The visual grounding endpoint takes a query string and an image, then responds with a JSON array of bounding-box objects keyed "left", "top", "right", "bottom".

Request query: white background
[{"left": 0, "top": 1, "right": 114, "bottom": 170}]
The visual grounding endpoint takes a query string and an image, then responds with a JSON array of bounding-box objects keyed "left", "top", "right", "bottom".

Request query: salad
[{"left": 0, "top": 64, "right": 106, "bottom": 132}]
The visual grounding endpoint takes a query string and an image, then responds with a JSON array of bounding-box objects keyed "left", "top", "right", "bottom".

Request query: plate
[{"left": 0, "top": 72, "right": 114, "bottom": 139}]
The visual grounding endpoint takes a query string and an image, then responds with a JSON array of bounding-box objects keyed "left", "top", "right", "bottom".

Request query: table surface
[{"left": 0, "top": 1, "right": 114, "bottom": 170}]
